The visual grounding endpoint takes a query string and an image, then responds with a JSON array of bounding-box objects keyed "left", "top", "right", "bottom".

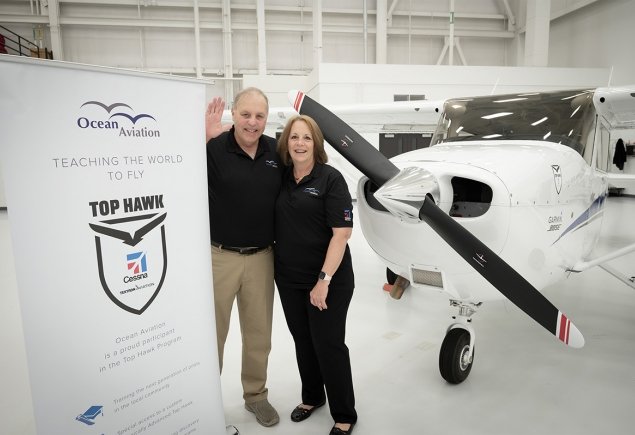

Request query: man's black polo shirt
[
  {"left": 274, "top": 163, "right": 354, "bottom": 288},
  {"left": 206, "top": 127, "right": 282, "bottom": 247}
]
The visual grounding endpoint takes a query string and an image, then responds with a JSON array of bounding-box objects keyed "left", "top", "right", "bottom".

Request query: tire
[{"left": 439, "top": 328, "right": 475, "bottom": 384}]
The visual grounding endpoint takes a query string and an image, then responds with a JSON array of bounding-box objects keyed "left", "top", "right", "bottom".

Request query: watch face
[{"left": 319, "top": 271, "right": 326, "bottom": 280}]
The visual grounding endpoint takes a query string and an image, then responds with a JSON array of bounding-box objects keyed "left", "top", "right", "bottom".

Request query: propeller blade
[
  {"left": 288, "top": 89, "right": 584, "bottom": 348},
  {"left": 289, "top": 90, "right": 399, "bottom": 186}
]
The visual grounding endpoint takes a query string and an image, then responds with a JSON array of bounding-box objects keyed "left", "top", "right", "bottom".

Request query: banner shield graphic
[{"left": 91, "top": 213, "right": 167, "bottom": 314}]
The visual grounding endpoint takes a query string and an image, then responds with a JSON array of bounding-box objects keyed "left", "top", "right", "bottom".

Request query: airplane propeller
[{"left": 289, "top": 90, "right": 584, "bottom": 348}]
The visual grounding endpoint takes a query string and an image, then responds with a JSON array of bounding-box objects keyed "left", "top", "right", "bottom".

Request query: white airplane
[{"left": 287, "top": 86, "right": 635, "bottom": 384}]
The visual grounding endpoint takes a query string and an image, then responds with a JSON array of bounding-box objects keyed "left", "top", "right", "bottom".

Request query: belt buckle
[{"left": 240, "top": 247, "right": 257, "bottom": 255}]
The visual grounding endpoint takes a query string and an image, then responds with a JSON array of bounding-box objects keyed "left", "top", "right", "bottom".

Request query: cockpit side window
[{"left": 594, "top": 121, "right": 610, "bottom": 171}]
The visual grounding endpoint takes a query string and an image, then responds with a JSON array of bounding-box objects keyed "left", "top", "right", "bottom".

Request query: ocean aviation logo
[
  {"left": 89, "top": 195, "right": 168, "bottom": 315},
  {"left": 77, "top": 100, "right": 160, "bottom": 138},
  {"left": 76, "top": 405, "right": 103, "bottom": 426}
]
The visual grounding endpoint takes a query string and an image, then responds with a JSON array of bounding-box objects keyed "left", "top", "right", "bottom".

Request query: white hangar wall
[{"left": 546, "top": 0, "right": 635, "bottom": 86}]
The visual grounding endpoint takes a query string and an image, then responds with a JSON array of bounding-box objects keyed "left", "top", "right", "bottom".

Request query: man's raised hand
[{"left": 205, "top": 97, "right": 232, "bottom": 142}]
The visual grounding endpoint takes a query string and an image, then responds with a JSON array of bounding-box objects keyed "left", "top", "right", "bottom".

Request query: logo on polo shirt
[
  {"left": 344, "top": 209, "right": 352, "bottom": 222},
  {"left": 265, "top": 160, "right": 278, "bottom": 168},
  {"left": 304, "top": 187, "right": 320, "bottom": 196}
]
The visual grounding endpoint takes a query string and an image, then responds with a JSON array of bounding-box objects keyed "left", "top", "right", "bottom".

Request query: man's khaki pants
[{"left": 211, "top": 245, "right": 275, "bottom": 403}]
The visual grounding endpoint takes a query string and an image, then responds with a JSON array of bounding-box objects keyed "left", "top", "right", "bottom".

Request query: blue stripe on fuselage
[{"left": 552, "top": 194, "right": 606, "bottom": 245}]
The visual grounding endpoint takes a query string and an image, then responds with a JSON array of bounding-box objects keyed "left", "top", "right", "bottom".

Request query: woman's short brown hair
[{"left": 277, "top": 115, "right": 328, "bottom": 166}]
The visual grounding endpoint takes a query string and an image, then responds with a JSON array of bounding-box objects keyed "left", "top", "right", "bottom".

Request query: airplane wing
[
  {"left": 221, "top": 99, "right": 444, "bottom": 134},
  {"left": 289, "top": 89, "right": 584, "bottom": 348},
  {"left": 219, "top": 84, "right": 633, "bottom": 134},
  {"left": 593, "top": 85, "right": 635, "bottom": 130},
  {"left": 325, "top": 99, "right": 442, "bottom": 133}
]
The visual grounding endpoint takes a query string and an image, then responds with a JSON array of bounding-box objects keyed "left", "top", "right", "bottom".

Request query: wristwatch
[{"left": 318, "top": 271, "right": 332, "bottom": 282}]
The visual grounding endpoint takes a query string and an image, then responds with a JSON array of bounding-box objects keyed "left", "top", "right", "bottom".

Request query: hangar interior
[{"left": 1, "top": 1, "right": 635, "bottom": 434}]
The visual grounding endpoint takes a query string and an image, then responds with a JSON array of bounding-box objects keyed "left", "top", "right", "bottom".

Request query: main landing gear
[{"left": 439, "top": 301, "right": 481, "bottom": 384}]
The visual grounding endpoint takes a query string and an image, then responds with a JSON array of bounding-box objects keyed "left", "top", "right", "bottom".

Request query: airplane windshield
[{"left": 431, "top": 89, "right": 598, "bottom": 156}]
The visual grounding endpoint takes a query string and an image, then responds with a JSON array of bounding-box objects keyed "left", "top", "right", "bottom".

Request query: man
[{"left": 205, "top": 87, "right": 281, "bottom": 427}]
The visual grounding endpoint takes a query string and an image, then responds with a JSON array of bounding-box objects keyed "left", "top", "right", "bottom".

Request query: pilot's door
[{"left": 593, "top": 118, "right": 611, "bottom": 173}]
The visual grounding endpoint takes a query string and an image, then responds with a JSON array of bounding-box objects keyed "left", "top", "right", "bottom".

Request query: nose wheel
[
  {"left": 439, "top": 328, "right": 474, "bottom": 384},
  {"left": 439, "top": 301, "right": 479, "bottom": 384}
]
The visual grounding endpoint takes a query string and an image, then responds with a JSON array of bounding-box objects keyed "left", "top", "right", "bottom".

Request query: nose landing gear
[{"left": 439, "top": 301, "right": 480, "bottom": 384}]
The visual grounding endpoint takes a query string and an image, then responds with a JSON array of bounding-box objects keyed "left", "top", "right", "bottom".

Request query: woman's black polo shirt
[
  {"left": 206, "top": 127, "right": 282, "bottom": 247},
  {"left": 274, "top": 163, "right": 354, "bottom": 289}
]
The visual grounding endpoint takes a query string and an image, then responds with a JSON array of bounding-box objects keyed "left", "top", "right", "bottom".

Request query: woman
[{"left": 275, "top": 114, "right": 357, "bottom": 435}]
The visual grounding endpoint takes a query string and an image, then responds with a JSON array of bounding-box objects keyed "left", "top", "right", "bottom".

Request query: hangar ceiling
[{"left": 0, "top": 0, "right": 601, "bottom": 78}]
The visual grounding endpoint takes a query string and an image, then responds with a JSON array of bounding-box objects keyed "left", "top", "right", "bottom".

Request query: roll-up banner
[{"left": 0, "top": 56, "right": 225, "bottom": 434}]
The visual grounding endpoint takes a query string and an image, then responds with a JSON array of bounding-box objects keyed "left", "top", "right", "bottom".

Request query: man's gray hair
[{"left": 233, "top": 87, "right": 269, "bottom": 112}]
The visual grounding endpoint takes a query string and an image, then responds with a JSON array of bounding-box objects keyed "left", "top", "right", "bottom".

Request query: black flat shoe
[
  {"left": 329, "top": 422, "right": 355, "bottom": 435},
  {"left": 290, "top": 401, "right": 326, "bottom": 422}
]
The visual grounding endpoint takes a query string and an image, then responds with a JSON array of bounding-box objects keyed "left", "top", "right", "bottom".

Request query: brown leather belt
[{"left": 211, "top": 241, "right": 269, "bottom": 255}]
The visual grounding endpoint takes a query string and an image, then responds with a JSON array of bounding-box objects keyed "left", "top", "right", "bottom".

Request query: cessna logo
[
  {"left": 552, "top": 165, "right": 562, "bottom": 194},
  {"left": 88, "top": 195, "right": 168, "bottom": 315}
]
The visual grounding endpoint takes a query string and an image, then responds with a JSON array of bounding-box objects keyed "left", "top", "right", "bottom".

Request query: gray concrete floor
[{"left": 2, "top": 197, "right": 635, "bottom": 435}]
